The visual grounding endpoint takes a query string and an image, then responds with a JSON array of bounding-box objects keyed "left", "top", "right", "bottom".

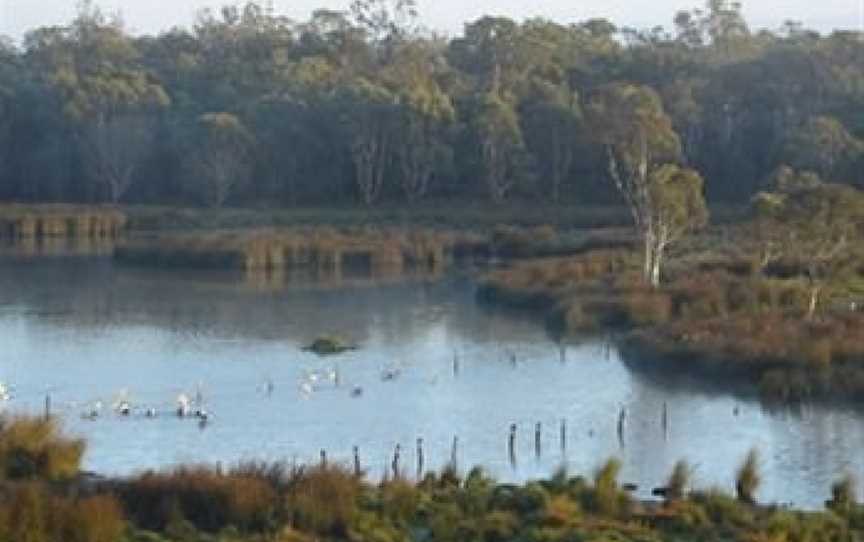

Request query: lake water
[{"left": 1, "top": 254, "right": 863, "bottom": 509}]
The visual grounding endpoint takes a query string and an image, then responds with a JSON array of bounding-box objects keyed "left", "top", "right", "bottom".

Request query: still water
[{"left": 0, "top": 255, "right": 863, "bottom": 509}]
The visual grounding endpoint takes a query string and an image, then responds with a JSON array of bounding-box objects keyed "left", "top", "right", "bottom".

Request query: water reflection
[
  {"left": 0, "top": 238, "right": 115, "bottom": 258},
  {"left": 0, "top": 258, "right": 861, "bottom": 509}
]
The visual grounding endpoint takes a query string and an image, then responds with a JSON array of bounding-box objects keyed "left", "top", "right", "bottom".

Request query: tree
[
  {"left": 588, "top": 83, "right": 694, "bottom": 287},
  {"left": 340, "top": 78, "right": 398, "bottom": 205},
  {"left": 782, "top": 116, "right": 863, "bottom": 182},
  {"left": 643, "top": 164, "right": 709, "bottom": 285},
  {"left": 470, "top": 93, "right": 524, "bottom": 203},
  {"left": 82, "top": 115, "right": 157, "bottom": 203},
  {"left": 752, "top": 183, "right": 864, "bottom": 318},
  {"left": 350, "top": 0, "right": 419, "bottom": 44},
  {"left": 188, "top": 113, "right": 255, "bottom": 207},
  {"left": 521, "top": 89, "right": 582, "bottom": 202},
  {"left": 385, "top": 40, "right": 455, "bottom": 201},
  {"left": 0, "top": 40, "right": 17, "bottom": 187},
  {"left": 28, "top": 2, "right": 169, "bottom": 202}
]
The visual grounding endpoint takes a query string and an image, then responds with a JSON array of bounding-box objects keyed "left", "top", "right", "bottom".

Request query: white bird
[
  {"left": 299, "top": 382, "right": 314, "bottom": 397},
  {"left": 82, "top": 400, "right": 102, "bottom": 420},
  {"left": 177, "top": 394, "right": 191, "bottom": 417},
  {"left": 0, "top": 383, "right": 10, "bottom": 402}
]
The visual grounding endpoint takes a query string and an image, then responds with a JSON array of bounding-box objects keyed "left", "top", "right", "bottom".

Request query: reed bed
[{"left": 0, "top": 204, "right": 127, "bottom": 240}]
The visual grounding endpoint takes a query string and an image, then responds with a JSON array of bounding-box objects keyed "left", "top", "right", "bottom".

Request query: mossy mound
[{"left": 303, "top": 337, "right": 357, "bottom": 356}]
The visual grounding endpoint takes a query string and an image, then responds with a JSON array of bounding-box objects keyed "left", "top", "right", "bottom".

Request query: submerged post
[
  {"left": 450, "top": 436, "right": 459, "bottom": 470},
  {"left": 392, "top": 444, "right": 401, "bottom": 479},
  {"left": 416, "top": 438, "right": 424, "bottom": 479},
  {"left": 661, "top": 402, "right": 669, "bottom": 438},
  {"left": 508, "top": 423, "right": 517, "bottom": 467},
  {"left": 535, "top": 422, "right": 542, "bottom": 459},
  {"left": 353, "top": 446, "right": 361, "bottom": 477},
  {"left": 617, "top": 407, "right": 626, "bottom": 448},
  {"left": 560, "top": 418, "right": 567, "bottom": 453}
]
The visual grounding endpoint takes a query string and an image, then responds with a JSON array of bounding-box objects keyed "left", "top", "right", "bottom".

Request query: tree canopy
[{"left": 0, "top": 1, "right": 862, "bottom": 207}]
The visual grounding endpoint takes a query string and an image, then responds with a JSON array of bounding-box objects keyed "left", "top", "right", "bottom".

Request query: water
[{"left": 0, "top": 256, "right": 862, "bottom": 509}]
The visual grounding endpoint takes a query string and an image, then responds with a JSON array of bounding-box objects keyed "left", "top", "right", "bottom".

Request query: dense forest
[{"left": 0, "top": 0, "right": 863, "bottom": 208}]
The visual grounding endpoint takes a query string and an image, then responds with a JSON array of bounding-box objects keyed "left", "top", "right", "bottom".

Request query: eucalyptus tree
[
  {"left": 385, "top": 40, "right": 455, "bottom": 201},
  {"left": 588, "top": 82, "right": 708, "bottom": 286},
  {"left": 0, "top": 39, "right": 17, "bottom": 189},
  {"left": 339, "top": 78, "right": 399, "bottom": 205},
  {"left": 188, "top": 112, "right": 256, "bottom": 207},
  {"left": 782, "top": 116, "right": 863, "bottom": 182},
  {"left": 26, "top": 3, "right": 169, "bottom": 202},
  {"left": 469, "top": 92, "right": 524, "bottom": 203},
  {"left": 752, "top": 184, "right": 864, "bottom": 318}
]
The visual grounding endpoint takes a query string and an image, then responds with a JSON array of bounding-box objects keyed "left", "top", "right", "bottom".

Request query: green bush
[
  {"left": 666, "top": 460, "right": 690, "bottom": 502},
  {"left": 735, "top": 450, "right": 761, "bottom": 505},
  {"left": 0, "top": 416, "right": 85, "bottom": 482},
  {"left": 119, "top": 466, "right": 278, "bottom": 532},
  {"left": 288, "top": 466, "right": 359, "bottom": 537}
]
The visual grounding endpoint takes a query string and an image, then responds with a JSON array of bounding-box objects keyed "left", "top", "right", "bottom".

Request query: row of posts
[{"left": 317, "top": 405, "right": 671, "bottom": 479}]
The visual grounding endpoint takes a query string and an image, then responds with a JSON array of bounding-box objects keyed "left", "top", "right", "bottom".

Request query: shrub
[
  {"left": 620, "top": 291, "right": 673, "bottom": 326},
  {"left": 586, "top": 458, "right": 630, "bottom": 517},
  {"left": 120, "top": 466, "right": 278, "bottom": 532},
  {"left": 666, "top": 460, "right": 690, "bottom": 502},
  {"left": 0, "top": 483, "right": 125, "bottom": 542},
  {"left": 52, "top": 495, "right": 126, "bottom": 542},
  {"left": 735, "top": 450, "right": 761, "bottom": 505},
  {"left": 288, "top": 465, "right": 358, "bottom": 536},
  {"left": 0, "top": 416, "right": 84, "bottom": 482},
  {"left": 828, "top": 474, "right": 857, "bottom": 514}
]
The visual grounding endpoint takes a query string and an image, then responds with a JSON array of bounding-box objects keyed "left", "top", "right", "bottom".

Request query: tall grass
[{"left": 736, "top": 450, "right": 761, "bottom": 505}]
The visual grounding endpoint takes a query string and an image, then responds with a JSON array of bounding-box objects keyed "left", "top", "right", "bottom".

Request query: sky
[{"left": 0, "top": 0, "right": 862, "bottom": 40}]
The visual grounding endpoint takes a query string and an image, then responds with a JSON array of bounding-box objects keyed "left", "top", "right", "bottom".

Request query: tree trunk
[{"left": 807, "top": 285, "right": 821, "bottom": 320}]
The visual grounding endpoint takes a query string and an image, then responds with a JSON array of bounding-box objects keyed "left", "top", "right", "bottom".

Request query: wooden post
[
  {"left": 353, "top": 446, "right": 361, "bottom": 477},
  {"left": 560, "top": 419, "right": 567, "bottom": 453},
  {"left": 44, "top": 393, "right": 52, "bottom": 420},
  {"left": 320, "top": 449, "right": 327, "bottom": 468},
  {"left": 450, "top": 436, "right": 459, "bottom": 470},
  {"left": 391, "top": 444, "right": 401, "bottom": 480},
  {"left": 661, "top": 402, "right": 668, "bottom": 439},
  {"left": 617, "top": 407, "right": 626, "bottom": 448},
  {"left": 416, "top": 438, "right": 424, "bottom": 479},
  {"left": 508, "top": 424, "right": 517, "bottom": 467},
  {"left": 535, "top": 422, "right": 542, "bottom": 459}
]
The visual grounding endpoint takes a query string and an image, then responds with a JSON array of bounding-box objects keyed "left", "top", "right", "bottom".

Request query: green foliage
[
  {"left": 2, "top": 0, "right": 864, "bottom": 208},
  {"left": 735, "top": 449, "right": 761, "bottom": 504},
  {"left": 666, "top": 460, "right": 691, "bottom": 501},
  {"left": 0, "top": 483, "right": 126, "bottom": 542},
  {"left": 118, "top": 465, "right": 279, "bottom": 532},
  {"left": 0, "top": 416, "right": 84, "bottom": 481}
]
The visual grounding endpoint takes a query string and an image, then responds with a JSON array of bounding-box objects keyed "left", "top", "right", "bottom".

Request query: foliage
[
  {"left": 3, "top": 1, "right": 864, "bottom": 208},
  {"left": 736, "top": 449, "right": 761, "bottom": 504},
  {"left": 0, "top": 416, "right": 84, "bottom": 481}
]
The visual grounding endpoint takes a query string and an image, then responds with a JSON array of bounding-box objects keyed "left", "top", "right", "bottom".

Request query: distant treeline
[{"left": 0, "top": 0, "right": 863, "bottom": 207}]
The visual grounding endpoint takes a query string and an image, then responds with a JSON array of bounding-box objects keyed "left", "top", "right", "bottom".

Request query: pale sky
[{"left": 1, "top": 0, "right": 862, "bottom": 40}]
